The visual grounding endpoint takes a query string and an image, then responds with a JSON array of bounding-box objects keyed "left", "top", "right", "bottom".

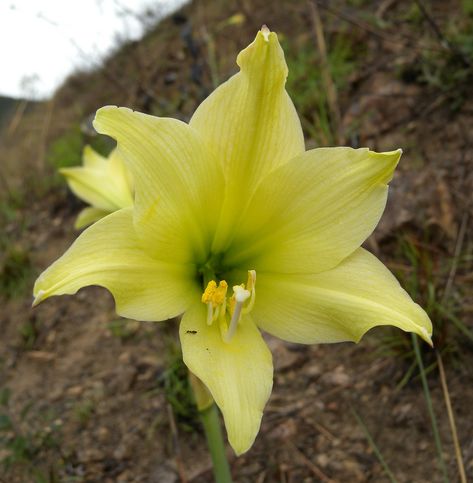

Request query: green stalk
[
  {"left": 193, "top": 263, "right": 232, "bottom": 482},
  {"left": 411, "top": 334, "right": 449, "bottom": 483},
  {"left": 200, "top": 404, "right": 233, "bottom": 483},
  {"left": 351, "top": 407, "right": 397, "bottom": 483}
]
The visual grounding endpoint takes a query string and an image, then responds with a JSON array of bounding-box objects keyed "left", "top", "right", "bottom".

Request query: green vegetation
[
  {"left": 46, "top": 124, "right": 112, "bottom": 187},
  {"left": 72, "top": 399, "right": 95, "bottom": 427},
  {"left": 46, "top": 124, "right": 84, "bottom": 172},
  {"left": 0, "top": 388, "right": 62, "bottom": 482},
  {"left": 398, "top": 1, "right": 473, "bottom": 110},
  {"left": 0, "top": 190, "right": 34, "bottom": 301},
  {"left": 284, "top": 31, "right": 358, "bottom": 145},
  {"left": 157, "top": 335, "right": 199, "bottom": 433},
  {"left": 394, "top": 231, "right": 472, "bottom": 352},
  {"left": 19, "top": 318, "right": 40, "bottom": 350},
  {"left": 0, "top": 244, "right": 33, "bottom": 299},
  {"left": 0, "top": 189, "right": 25, "bottom": 226},
  {"left": 107, "top": 318, "right": 141, "bottom": 342}
]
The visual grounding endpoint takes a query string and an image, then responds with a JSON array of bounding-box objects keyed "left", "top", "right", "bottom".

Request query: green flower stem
[
  {"left": 194, "top": 264, "right": 232, "bottom": 482},
  {"left": 199, "top": 403, "right": 233, "bottom": 483}
]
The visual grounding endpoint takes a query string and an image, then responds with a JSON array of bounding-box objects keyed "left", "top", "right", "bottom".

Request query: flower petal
[
  {"left": 179, "top": 303, "right": 273, "bottom": 455},
  {"left": 226, "top": 147, "right": 401, "bottom": 274},
  {"left": 189, "top": 28, "right": 304, "bottom": 251},
  {"left": 62, "top": 147, "right": 133, "bottom": 212},
  {"left": 82, "top": 145, "right": 107, "bottom": 169},
  {"left": 75, "top": 207, "right": 110, "bottom": 229},
  {"left": 108, "top": 148, "right": 134, "bottom": 196},
  {"left": 60, "top": 166, "right": 122, "bottom": 212},
  {"left": 34, "top": 209, "right": 196, "bottom": 321},
  {"left": 93, "top": 107, "right": 225, "bottom": 265},
  {"left": 253, "top": 248, "right": 432, "bottom": 345}
]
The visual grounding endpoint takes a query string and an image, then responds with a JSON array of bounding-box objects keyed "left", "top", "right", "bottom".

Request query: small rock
[
  {"left": 306, "top": 364, "right": 322, "bottom": 378},
  {"left": 116, "top": 470, "right": 133, "bottom": 482},
  {"left": 77, "top": 448, "right": 105, "bottom": 463},
  {"left": 97, "top": 426, "right": 109, "bottom": 441},
  {"left": 26, "top": 350, "right": 55, "bottom": 362},
  {"left": 315, "top": 454, "right": 329, "bottom": 468},
  {"left": 49, "top": 387, "right": 63, "bottom": 401},
  {"left": 268, "top": 419, "right": 297, "bottom": 441},
  {"left": 113, "top": 444, "right": 130, "bottom": 460},
  {"left": 321, "top": 366, "right": 350, "bottom": 386},
  {"left": 67, "top": 385, "right": 84, "bottom": 397},
  {"left": 151, "top": 463, "right": 178, "bottom": 483},
  {"left": 343, "top": 459, "right": 365, "bottom": 481},
  {"left": 118, "top": 351, "right": 132, "bottom": 364}
]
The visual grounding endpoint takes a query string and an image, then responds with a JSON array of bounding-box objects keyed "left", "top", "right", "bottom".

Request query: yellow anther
[
  {"left": 213, "top": 281, "right": 228, "bottom": 305},
  {"left": 202, "top": 280, "right": 217, "bottom": 304},
  {"left": 201, "top": 270, "right": 257, "bottom": 342}
]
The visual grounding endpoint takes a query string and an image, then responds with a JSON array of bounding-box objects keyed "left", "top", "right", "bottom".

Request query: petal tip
[
  {"left": 93, "top": 105, "right": 122, "bottom": 134},
  {"left": 260, "top": 24, "right": 270, "bottom": 41},
  {"left": 32, "top": 289, "right": 46, "bottom": 307},
  {"left": 419, "top": 326, "right": 434, "bottom": 347},
  {"left": 237, "top": 27, "right": 287, "bottom": 81}
]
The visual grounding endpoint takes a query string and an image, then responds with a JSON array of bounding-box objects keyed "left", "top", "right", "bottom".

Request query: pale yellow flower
[
  {"left": 60, "top": 146, "right": 133, "bottom": 228},
  {"left": 34, "top": 27, "right": 432, "bottom": 455}
]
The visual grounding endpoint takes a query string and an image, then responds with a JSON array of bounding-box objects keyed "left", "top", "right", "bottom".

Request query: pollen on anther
[
  {"left": 202, "top": 280, "right": 217, "bottom": 304},
  {"left": 213, "top": 281, "right": 228, "bottom": 305}
]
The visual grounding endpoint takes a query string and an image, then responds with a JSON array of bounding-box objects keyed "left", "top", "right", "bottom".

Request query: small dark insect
[{"left": 186, "top": 330, "right": 197, "bottom": 334}]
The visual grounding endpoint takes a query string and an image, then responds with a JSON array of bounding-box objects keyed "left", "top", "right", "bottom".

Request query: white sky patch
[{"left": 1, "top": 0, "right": 188, "bottom": 99}]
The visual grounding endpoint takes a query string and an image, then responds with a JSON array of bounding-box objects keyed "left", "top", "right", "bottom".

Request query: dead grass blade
[
  {"left": 436, "top": 351, "right": 467, "bottom": 483},
  {"left": 411, "top": 334, "right": 450, "bottom": 482}
]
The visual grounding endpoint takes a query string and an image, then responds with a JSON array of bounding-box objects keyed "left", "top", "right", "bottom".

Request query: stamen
[
  {"left": 201, "top": 270, "right": 256, "bottom": 342},
  {"left": 213, "top": 281, "right": 228, "bottom": 305},
  {"left": 202, "top": 280, "right": 217, "bottom": 304},
  {"left": 224, "top": 286, "right": 250, "bottom": 343},
  {"left": 206, "top": 302, "right": 213, "bottom": 325},
  {"left": 242, "top": 270, "right": 256, "bottom": 314},
  {"left": 202, "top": 280, "right": 228, "bottom": 325}
]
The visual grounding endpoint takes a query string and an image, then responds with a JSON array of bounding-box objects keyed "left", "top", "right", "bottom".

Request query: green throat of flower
[{"left": 201, "top": 270, "right": 256, "bottom": 343}]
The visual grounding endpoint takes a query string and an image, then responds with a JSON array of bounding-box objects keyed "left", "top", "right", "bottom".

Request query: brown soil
[{"left": 1, "top": 1, "right": 472, "bottom": 482}]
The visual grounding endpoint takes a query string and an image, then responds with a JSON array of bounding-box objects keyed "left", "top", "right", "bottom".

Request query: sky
[{"left": 1, "top": 0, "right": 187, "bottom": 99}]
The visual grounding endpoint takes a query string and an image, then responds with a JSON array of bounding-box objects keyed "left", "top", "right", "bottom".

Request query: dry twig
[
  {"left": 287, "top": 441, "right": 337, "bottom": 483},
  {"left": 308, "top": 0, "right": 343, "bottom": 144},
  {"left": 435, "top": 351, "right": 467, "bottom": 483}
]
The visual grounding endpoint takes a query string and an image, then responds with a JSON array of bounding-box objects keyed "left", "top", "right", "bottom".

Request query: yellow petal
[
  {"left": 93, "top": 107, "right": 225, "bottom": 265},
  {"left": 179, "top": 303, "right": 273, "bottom": 455},
  {"left": 108, "top": 148, "right": 134, "bottom": 195},
  {"left": 190, "top": 28, "right": 304, "bottom": 251},
  {"left": 82, "top": 145, "right": 107, "bottom": 169},
  {"left": 227, "top": 147, "right": 401, "bottom": 274},
  {"left": 253, "top": 248, "right": 432, "bottom": 345},
  {"left": 34, "top": 209, "right": 196, "bottom": 321},
  {"left": 60, "top": 147, "right": 133, "bottom": 212},
  {"left": 60, "top": 167, "right": 119, "bottom": 212},
  {"left": 75, "top": 207, "right": 111, "bottom": 229}
]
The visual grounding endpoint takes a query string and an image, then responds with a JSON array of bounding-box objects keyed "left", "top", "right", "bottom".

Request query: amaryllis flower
[
  {"left": 34, "top": 27, "right": 432, "bottom": 455},
  {"left": 60, "top": 145, "right": 133, "bottom": 228}
]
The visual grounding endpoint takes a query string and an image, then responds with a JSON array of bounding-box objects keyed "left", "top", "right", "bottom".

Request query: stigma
[{"left": 201, "top": 270, "right": 256, "bottom": 343}]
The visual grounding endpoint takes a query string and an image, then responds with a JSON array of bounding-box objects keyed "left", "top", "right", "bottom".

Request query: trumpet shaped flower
[
  {"left": 34, "top": 27, "right": 432, "bottom": 455},
  {"left": 60, "top": 145, "right": 134, "bottom": 228}
]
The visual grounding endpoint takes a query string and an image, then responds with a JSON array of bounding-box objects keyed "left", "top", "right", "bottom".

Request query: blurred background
[{"left": 0, "top": 0, "right": 472, "bottom": 482}]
